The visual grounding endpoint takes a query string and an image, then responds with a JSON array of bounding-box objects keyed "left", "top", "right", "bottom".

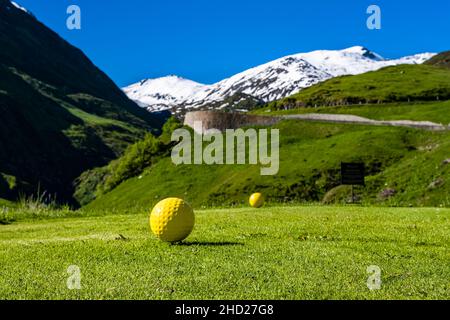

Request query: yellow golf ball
[
  {"left": 150, "top": 198, "right": 195, "bottom": 242},
  {"left": 249, "top": 193, "right": 264, "bottom": 208}
]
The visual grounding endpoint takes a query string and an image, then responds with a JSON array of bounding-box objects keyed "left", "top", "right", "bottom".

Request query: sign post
[{"left": 341, "top": 162, "right": 365, "bottom": 203}]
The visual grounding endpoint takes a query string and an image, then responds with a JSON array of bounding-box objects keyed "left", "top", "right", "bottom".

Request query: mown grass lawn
[{"left": 0, "top": 206, "right": 448, "bottom": 300}]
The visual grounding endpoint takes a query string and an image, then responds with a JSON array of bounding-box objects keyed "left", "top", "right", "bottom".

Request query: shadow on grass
[{"left": 175, "top": 241, "right": 244, "bottom": 247}]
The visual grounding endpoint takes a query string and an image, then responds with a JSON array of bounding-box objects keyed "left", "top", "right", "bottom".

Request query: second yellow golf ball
[
  {"left": 249, "top": 193, "right": 264, "bottom": 208},
  {"left": 150, "top": 198, "right": 195, "bottom": 242}
]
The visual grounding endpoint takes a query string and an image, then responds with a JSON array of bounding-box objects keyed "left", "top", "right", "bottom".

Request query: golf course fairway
[{"left": 0, "top": 206, "right": 448, "bottom": 300}]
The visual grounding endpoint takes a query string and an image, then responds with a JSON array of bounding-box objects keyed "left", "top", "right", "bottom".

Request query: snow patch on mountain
[
  {"left": 10, "top": 1, "right": 28, "bottom": 13},
  {"left": 125, "top": 46, "right": 436, "bottom": 112},
  {"left": 124, "top": 76, "right": 207, "bottom": 111},
  {"left": 5, "top": 0, "right": 34, "bottom": 17},
  {"left": 194, "top": 56, "right": 330, "bottom": 104},
  {"left": 298, "top": 46, "right": 434, "bottom": 76}
]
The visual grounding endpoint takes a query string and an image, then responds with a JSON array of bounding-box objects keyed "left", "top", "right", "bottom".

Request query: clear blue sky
[{"left": 15, "top": 0, "right": 450, "bottom": 86}]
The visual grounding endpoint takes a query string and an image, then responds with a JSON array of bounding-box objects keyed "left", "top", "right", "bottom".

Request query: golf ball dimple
[
  {"left": 249, "top": 193, "right": 264, "bottom": 208},
  {"left": 150, "top": 198, "right": 195, "bottom": 242}
]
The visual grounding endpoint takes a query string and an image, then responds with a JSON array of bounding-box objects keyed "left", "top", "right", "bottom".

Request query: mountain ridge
[
  {"left": 125, "top": 46, "right": 435, "bottom": 113},
  {"left": 425, "top": 51, "right": 450, "bottom": 69},
  {"left": 0, "top": 0, "right": 165, "bottom": 204}
]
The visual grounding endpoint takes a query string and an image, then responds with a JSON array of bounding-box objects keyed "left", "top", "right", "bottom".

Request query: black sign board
[{"left": 341, "top": 162, "right": 365, "bottom": 186}]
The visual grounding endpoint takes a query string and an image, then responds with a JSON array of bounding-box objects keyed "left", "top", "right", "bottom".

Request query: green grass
[
  {"left": 0, "top": 205, "right": 448, "bottom": 299},
  {"left": 253, "top": 101, "right": 450, "bottom": 125},
  {"left": 0, "top": 198, "right": 14, "bottom": 208},
  {"left": 425, "top": 51, "right": 450, "bottom": 70},
  {"left": 63, "top": 104, "right": 142, "bottom": 134}
]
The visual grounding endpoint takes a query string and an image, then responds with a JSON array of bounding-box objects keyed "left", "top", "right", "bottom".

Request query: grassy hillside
[
  {"left": 1, "top": 206, "right": 448, "bottom": 299},
  {"left": 73, "top": 118, "right": 180, "bottom": 206},
  {"left": 85, "top": 119, "right": 450, "bottom": 210},
  {"left": 425, "top": 51, "right": 450, "bottom": 69},
  {"left": 254, "top": 100, "right": 450, "bottom": 125},
  {"left": 82, "top": 61, "right": 450, "bottom": 210},
  {"left": 265, "top": 64, "right": 450, "bottom": 110},
  {"left": 0, "top": 198, "right": 13, "bottom": 208},
  {"left": 0, "top": 1, "right": 166, "bottom": 204}
]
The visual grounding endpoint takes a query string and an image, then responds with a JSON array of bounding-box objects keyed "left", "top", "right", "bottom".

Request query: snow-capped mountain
[
  {"left": 126, "top": 76, "right": 207, "bottom": 110},
  {"left": 298, "top": 46, "right": 433, "bottom": 77},
  {"left": 124, "top": 46, "right": 436, "bottom": 113}
]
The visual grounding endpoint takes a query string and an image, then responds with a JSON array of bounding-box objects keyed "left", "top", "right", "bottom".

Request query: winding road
[{"left": 281, "top": 113, "right": 450, "bottom": 131}]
